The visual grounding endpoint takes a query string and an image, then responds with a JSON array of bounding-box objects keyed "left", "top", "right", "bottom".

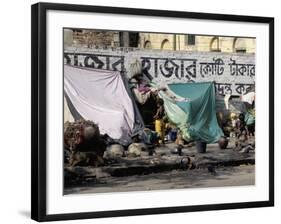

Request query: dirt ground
[{"left": 64, "top": 164, "right": 255, "bottom": 195}]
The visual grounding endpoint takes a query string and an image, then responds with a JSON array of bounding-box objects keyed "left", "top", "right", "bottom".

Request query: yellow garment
[{"left": 155, "top": 119, "right": 165, "bottom": 143}]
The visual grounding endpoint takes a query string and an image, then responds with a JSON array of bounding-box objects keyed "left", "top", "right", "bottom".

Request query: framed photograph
[{"left": 31, "top": 2, "right": 274, "bottom": 222}]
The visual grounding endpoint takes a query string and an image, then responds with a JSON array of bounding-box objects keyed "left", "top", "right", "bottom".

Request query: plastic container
[
  {"left": 196, "top": 141, "right": 207, "bottom": 153},
  {"left": 169, "top": 129, "right": 177, "bottom": 142}
]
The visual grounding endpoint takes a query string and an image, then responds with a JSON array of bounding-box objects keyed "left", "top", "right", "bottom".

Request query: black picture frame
[{"left": 31, "top": 2, "right": 274, "bottom": 222}]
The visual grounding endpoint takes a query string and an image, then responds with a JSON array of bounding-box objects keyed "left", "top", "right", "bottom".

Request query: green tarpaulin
[
  {"left": 245, "top": 109, "right": 255, "bottom": 126},
  {"left": 159, "top": 82, "right": 223, "bottom": 143}
]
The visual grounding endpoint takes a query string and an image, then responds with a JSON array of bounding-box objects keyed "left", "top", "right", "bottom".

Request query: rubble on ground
[
  {"left": 127, "top": 143, "right": 147, "bottom": 157},
  {"left": 64, "top": 120, "right": 106, "bottom": 167},
  {"left": 104, "top": 144, "right": 125, "bottom": 159}
]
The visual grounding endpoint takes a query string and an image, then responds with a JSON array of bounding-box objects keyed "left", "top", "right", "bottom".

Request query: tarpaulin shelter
[
  {"left": 158, "top": 82, "right": 224, "bottom": 143},
  {"left": 241, "top": 91, "right": 255, "bottom": 126},
  {"left": 64, "top": 64, "right": 222, "bottom": 144},
  {"left": 64, "top": 65, "right": 143, "bottom": 141}
]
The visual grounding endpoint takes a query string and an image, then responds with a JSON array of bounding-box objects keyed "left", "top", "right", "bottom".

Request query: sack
[{"left": 139, "top": 128, "right": 159, "bottom": 145}]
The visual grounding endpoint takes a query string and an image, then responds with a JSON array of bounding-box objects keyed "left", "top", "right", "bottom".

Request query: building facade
[
  {"left": 139, "top": 33, "right": 255, "bottom": 53},
  {"left": 64, "top": 29, "right": 255, "bottom": 54}
]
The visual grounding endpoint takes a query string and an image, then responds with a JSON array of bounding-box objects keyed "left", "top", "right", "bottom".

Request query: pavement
[
  {"left": 64, "top": 165, "right": 255, "bottom": 194},
  {"left": 64, "top": 137, "right": 255, "bottom": 192}
]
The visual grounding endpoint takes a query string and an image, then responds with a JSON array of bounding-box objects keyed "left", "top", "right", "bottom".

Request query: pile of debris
[
  {"left": 64, "top": 120, "right": 160, "bottom": 168},
  {"left": 64, "top": 119, "right": 106, "bottom": 167}
]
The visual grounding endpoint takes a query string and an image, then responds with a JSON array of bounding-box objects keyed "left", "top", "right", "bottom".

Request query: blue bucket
[{"left": 169, "top": 130, "right": 177, "bottom": 141}]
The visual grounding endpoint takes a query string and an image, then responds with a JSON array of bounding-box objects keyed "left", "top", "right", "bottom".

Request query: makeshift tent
[
  {"left": 241, "top": 91, "right": 255, "bottom": 125},
  {"left": 64, "top": 65, "right": 143, "bottom": 141},
  {"left": 245, "top": 110, "right": 255, "bottom": 126},
  {"left": 158, "top": 82, "right": 224, "bottom": 143},
  {"left": 64, "top": 95, "right": 74, "bottom": 123},
  {"left": 241, "top": 91, "right": 255, "bottom": 105}
]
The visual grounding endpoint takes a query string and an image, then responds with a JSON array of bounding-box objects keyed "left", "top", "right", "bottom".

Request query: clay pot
[{"left": 218, "top": 137, "right": 229, "bottom": 149}]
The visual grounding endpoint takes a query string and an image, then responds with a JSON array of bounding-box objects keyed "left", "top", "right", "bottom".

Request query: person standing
[{"left": 153, "top": 98, "right": 165, "bottom": 144}]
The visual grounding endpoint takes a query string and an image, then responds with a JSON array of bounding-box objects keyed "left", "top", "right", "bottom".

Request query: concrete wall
[{"left": 64, "top": 47, "right": 255, "bottom": 97}]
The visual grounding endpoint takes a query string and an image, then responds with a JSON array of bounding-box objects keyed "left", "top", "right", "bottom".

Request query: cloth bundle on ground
[
  {"left": 64, "top": 65, "right": 143, "bottom": 142},
  {"left": 158, "top": 82, "right": 224, "bottom": 143}
]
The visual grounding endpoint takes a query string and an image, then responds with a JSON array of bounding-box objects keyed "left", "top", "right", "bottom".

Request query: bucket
[
  {"left": 169, "top": 129, "right": 177, "bottom": 141},
  {"left": 196, "top": 141, "right": 207, "bottom": 153}
]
